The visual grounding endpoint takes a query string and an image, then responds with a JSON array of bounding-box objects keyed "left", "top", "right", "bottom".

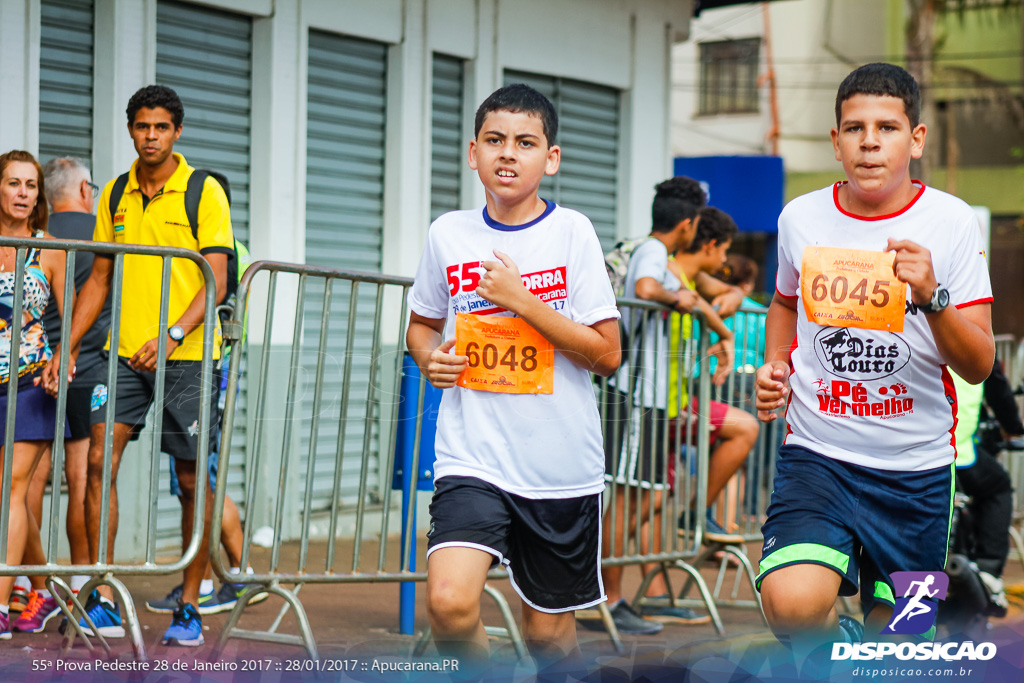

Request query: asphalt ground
[{"left": 1, "top": 538, "right": 1023, "bottom": 682}]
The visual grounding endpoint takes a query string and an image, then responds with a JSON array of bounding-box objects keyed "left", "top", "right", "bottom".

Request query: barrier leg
[
  {"left": 482, "top": 583, "right": 526, "bottom": 661},
  {"left": 108, "top": 575, "right": 147, "bottom": 662},
  {"left": 672, "top": 559, "right": 725, "bottom": 635},
  {"left": 595, "top": 601, "right": 625, "bottom": 653},
  {"left": 215, "top": 581, "right": 318, "bottom": 660},
  {"left": 59, "top": 575, "right": 120, "bottom": 658}
]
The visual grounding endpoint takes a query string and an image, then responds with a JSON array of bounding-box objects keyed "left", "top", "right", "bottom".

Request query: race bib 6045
[
  {"left": 455, "top": 313, "right": 554, "bottom": 394},
  {"left": 800, "top": 246, "right": 906, "bottom": 332}
]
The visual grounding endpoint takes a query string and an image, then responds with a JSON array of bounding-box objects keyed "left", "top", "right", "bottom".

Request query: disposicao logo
[
  {"left": 832, "top": 571, "right": 996, "bottom": 662},
  {"left": 887, "top": 571, "right": 948, "bottom": 635}
]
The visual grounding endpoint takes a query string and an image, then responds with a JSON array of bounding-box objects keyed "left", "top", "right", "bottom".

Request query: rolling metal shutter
[
  {"left": 38, "top": 0, "right": 95, "bottom": 165},
  {"left": 430, "top": 54, "right": 465, "bottom": 222},
  {"left": 302, "top": 31, "right": 388, "bottom": 514},
  {"left": 504, "top": 71, "right": 620, "bottom": 250},
  {"left": 155, "top": 0, "right": 253, "bottom": 549}
]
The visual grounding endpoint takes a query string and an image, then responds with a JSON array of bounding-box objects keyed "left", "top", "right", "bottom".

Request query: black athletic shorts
[
  {"left": 88, "top": 353, "right": 220, "bottom": 461},
  {"left": 65, "top": 361, "right": 107, "bottom": 440},
  {"left": 426, "top": 476, "right": 604, "bottom": 612}
]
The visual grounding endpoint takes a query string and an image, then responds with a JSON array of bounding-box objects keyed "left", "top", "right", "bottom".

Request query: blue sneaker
[
  {"left": 162, "top": 603, "right": 204, "bottom": 647},
  {"left": 76, "top": 591, "right": 125, "bottom": 638}
]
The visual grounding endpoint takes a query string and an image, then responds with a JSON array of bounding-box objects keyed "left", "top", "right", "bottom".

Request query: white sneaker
[{"left": 978, "top": 570, "right": 1008, "bottom": 617}]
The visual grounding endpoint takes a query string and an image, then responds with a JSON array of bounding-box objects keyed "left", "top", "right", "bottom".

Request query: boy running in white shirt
[{"left": 406, "top": 84, "right": 621, "bottom": 677}]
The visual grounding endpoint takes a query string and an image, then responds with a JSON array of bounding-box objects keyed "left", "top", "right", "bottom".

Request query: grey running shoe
[
  {"left": 609, "top": 600, "right": 663, "bottom": 635},
  {"left": 146, "top": 584, "right": 214, "bottom": 614},
  {"left": 640, "top": 596, "right": 712, "bottom": 625}
]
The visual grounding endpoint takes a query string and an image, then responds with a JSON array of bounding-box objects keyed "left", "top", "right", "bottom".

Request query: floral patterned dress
[{"left": 0, "top": 245, "right": 53, "bottom": 384}]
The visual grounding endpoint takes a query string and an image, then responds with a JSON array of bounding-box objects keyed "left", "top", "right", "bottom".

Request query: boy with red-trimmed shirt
[{"left": 754, "top": 63, "right": 993, "bottom": 655}]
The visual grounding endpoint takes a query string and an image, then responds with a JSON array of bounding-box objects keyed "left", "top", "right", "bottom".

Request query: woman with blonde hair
[{"left": 0, "top": 150, "right": 70, "bottom": 638}]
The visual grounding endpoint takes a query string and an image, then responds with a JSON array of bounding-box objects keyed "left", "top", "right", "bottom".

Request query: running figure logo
[{"left": 886, "top": 571, "right": 949, "bottom": 635}]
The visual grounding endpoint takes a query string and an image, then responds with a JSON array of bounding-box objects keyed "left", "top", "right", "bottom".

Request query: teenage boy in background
[
  {"left": 754, "top": 63, "right": 993, "bottom": 660},
  {"left": 407, "top": 84, "right": 620, "bottom": 678},
  {"left": 669, "top": 206, "right": 759, "bottom": 540}
]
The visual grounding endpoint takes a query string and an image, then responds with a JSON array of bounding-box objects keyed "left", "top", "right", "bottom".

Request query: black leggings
[{"left": 957, "top": 445, "right": 1014, "bottom": 577}]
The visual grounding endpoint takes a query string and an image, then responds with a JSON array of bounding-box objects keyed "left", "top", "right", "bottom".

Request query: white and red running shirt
[
  {"left": 408, "top": 201, "right": 620, "bottom": 498},
  {"left": 777, "top": 182, "right": 993, "bottom": 471}
]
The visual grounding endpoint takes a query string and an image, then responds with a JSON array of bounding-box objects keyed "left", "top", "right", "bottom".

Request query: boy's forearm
[
  {"left": 512, "top": 295, "right": 621, "bottom": 376},
  {"left": 406, "top": 319, "right": 444, "bottom": 375},
  {"left": 764, "top": 295, "right": 798, "bottom": 365},
  {"left": 696, "top": 297, "right": 732, "bottom": 340},
  {"left": 926, "top": 304, "right": 994, "bottom": 384}
]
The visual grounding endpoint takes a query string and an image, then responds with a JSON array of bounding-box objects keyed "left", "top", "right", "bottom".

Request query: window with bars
[{"left": 698, "top": 38, "right": 761, "bottom": 116}]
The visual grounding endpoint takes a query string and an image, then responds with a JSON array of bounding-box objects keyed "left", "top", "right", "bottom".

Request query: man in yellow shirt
[{"left": 42, "top": 85, "right": 233, "bottom": 647}]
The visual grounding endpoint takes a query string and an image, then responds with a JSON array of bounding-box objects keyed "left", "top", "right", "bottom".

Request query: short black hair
[
  {"left": 835, "top": 63, "right": 921, "bottom": 128},
  {"left": 685, "top": 206, "right": 738, "bottom": 253},
  {"left": 474, "top": 84, "right": 558, "bottom": 146},
  {"left": 127, "top": 85, "right": 185, "bottom": 128},
  {"left": 651, "top": 176, "right": 706, "bottom": 233}
]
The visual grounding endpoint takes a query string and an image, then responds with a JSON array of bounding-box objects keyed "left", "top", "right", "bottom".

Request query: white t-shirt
[
  {"left": 408, "top": 201, "right": 620, "bottom": 498},
  {"left": 777, "top": 182, "right": 993, "bottom": 472},
  {"left": 612, "top": 238, "right": 680, "bottom": 409}
]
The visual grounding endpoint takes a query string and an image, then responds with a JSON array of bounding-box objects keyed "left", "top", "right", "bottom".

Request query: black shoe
[{"left": 608, "top": 600, "right": 663, "bottom": 635}]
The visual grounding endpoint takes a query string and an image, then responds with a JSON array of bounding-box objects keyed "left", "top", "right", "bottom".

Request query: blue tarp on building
[{"left": 673, "top": 155, "right": 784, "bottom": 233}]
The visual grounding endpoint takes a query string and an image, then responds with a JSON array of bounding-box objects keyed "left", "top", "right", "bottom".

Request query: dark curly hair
[
  {"left": 651, "top": 176, "right": 706, "bottom": 233},
  {"left": 684, "top": 206, "right": 738, "bottom": 253},
  {"left": 474, "top": 84, "right": 558, "bottom": 146},
  {"left": 126, "top": 85, "right": 184, "bottom": 128},
  {"left": 0, "top": 150, "right": 49, "bottom": 235},
  {"left": 835, "top": 63, "right": 920, "bottom": 128}
]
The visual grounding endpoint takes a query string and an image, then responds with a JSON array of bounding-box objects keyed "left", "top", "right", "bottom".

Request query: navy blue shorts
[{"left": 756, "top": 444, "right": 954, "bottom": 618}]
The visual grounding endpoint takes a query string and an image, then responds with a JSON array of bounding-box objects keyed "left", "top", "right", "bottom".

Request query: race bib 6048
[
  {"left": 800, "top": 246, "right": 906, "bottom": 332},
  {"left": 455, "top": 313, "right": 554, "bottom": 394}
]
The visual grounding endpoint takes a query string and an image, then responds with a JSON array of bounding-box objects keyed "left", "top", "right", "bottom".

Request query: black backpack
[{"left": 107, "top": 169, "right": 241, "bottom": 303}]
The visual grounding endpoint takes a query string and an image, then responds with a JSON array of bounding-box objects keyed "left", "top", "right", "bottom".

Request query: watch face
[
  {"left": 169, "top": 326, "right": 185, "bottom": 341},
  {"left": 937, "top": 288, "right": 950, "bottom": 308}
]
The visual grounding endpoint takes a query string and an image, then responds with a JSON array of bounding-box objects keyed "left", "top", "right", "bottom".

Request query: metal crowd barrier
[
  {"left": 0, "top": 236, "right": 218, "bottom": 662},
  {"left": 583, "top": 300, "right": 774, "bottom": 650},
  {"left": 209, "top": 261, "right": 525, "bottom": 661},
  {"left": 995, "top": 333, "right": 1024, "bottom": 572},
  {"left": 681, "top": 305, "right": 778, "bottom": 618}
]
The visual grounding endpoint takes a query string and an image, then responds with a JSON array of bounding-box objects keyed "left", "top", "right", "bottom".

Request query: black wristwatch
[
  {"left": 168, "top": 325, "right": 185, "bottom": 342},
  {"left": 919, "top": 284, "right": 950, "bottom": 314}
]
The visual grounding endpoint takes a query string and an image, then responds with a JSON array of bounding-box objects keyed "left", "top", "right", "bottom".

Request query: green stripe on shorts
[
  {"left": 874, "top": 580, "right": 894, "bottom": 605},
  {"left": 756, "top": 543, "right": 850, "bottom": 588}
]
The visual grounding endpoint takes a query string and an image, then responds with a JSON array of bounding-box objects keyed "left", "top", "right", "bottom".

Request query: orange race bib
[
  {"left": 455, "top": 313, "right": 554, "bottom": 394},
  {"left": 800, "top": 247, "right": 906, "bottom": 332}
]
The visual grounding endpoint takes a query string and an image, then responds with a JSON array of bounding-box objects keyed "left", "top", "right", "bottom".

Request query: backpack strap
[
  {"left": 184, "top": 169, "right": 209, "bottom": 242},
  {"left": 108, "top": 172, "right": 130, "bottom": 225}
]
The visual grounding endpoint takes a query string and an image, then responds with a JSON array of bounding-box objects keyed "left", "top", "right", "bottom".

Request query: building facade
[{"left": 0, "top": 0, "right": 694, "bottom": 555}]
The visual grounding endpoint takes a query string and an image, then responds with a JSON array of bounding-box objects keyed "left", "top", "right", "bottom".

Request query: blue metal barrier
[{"left": 393, "top": 353, "right": 441, "bottom": 634}]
